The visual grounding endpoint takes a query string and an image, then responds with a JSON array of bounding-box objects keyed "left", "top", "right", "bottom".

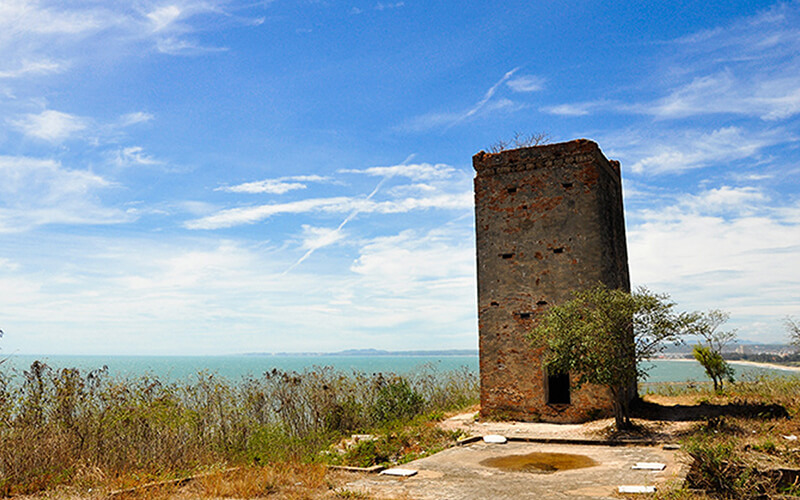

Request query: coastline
[
  {"left": 658, "top": 357, "right": 800, "bottom": 373},
  {"left": 729, "top": 359, "right": 800, "bottom": 372}
]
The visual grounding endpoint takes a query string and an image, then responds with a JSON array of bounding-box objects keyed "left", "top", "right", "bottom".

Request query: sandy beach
[
  {"left": 729, "top": 359, "right": 800, "bottom": 372},
  {"left": 662, "top": 357, "right": 800, "bottom": 373}
]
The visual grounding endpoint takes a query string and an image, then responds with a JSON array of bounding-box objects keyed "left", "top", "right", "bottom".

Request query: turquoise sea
[{"left": 1, "top": 354, "right": 797, "bottom": 385}]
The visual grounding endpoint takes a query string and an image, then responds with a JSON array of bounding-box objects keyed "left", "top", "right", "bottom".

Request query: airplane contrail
[{"left": 282, "top": 175, "right": 390, "bottom": 275}]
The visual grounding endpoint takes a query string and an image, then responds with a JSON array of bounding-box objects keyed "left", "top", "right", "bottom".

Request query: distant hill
[{"left": 242, "top": 348, "right": 478, "bottom": 357}]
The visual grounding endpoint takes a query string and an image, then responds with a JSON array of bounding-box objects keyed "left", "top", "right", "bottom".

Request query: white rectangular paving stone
[
  {"left": 632, "top": 462, "right": 666, "bottom": 470},
  {"left": 380, "top": 468, "right": 418, "bottom": 477},
  {"left": 482, "top": 434, "right": 507, "bottom": 444},
  {"left": 618, "top": 485, "right": 657, "bottom": 493}
]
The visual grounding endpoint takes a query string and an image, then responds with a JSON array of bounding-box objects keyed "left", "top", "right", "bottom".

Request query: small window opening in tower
[
  {"left": 536, "top": 300, "right": 548, "bottom": 306},
  {"left": 517, "top": 312, "right": 532, "bottom": 320},
  {"left": 491, "top": 301, "right": 499, "bottom": 307},
  {"left": 562, "top": 182, "right": 574, "bottom": 189},
  {"left": 501, "top": 253, "right": 514, "bottom": 259},
  {"left": 507, "top": 187, "right": 517, "bottom": 194},
  {"left": 552, "top": 247, "right": 564, "bottom": 254},
  {"left": 546, "top": 371, "right": 570, "bottom": 405}
]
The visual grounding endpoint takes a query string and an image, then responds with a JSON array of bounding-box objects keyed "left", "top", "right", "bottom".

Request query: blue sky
[{"left": 1, "top": 0, "right": 799, "bottom": 355}]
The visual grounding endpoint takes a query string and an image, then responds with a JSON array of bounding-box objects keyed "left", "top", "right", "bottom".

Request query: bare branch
[
  {"left": 489, "top": 131, "right": 551, "bottom": 153},
  {"left": 787, "top": 316, "right": 800, "bottom": 348}
]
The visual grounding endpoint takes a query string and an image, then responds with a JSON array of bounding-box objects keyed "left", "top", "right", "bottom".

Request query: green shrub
[{"left": 371, "top": 376, "right": 424, "bottom": 424}]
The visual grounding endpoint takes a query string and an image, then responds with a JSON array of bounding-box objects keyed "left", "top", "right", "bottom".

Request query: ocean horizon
[{"left": 1, "top": 353, "right": 796, "bottom": 385}]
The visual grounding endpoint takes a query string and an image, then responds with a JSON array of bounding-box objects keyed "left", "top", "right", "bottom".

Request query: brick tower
[{"left": 473, "top": 139, "right": 630, "bottom": 422}]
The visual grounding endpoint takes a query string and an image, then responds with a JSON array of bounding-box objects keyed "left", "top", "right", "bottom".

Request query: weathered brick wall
[{"left": 473, "top": 139, "right": 630, "bottom": 422}]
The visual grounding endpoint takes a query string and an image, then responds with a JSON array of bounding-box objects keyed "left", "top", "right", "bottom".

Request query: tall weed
[{"left": 0, "top": 361, "right": 478, "bottom": 495}]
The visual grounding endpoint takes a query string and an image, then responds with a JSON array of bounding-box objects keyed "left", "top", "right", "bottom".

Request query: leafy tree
[
  {"left": 692, "top": 346, "right": 734, "bottom": 392},
  {"left": 687, "top": 310, "right": 736, "bottom": 392},
  {"left": 529, "top": 285, "right": 692, "bottom": 429}
]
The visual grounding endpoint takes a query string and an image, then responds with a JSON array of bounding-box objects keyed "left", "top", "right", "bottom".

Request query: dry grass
[
  {"left": 0, "top": 362, "right": 478, "bottom": 497},
  {"left": 644, "top": 375, "right": 800, "bottom": 498},
  {"left": 185, "top": 463, "right": 333, "bottom": 499}
]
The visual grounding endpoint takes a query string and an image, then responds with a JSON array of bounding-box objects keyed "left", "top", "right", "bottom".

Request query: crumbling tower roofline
[
  {"left": 473, "top": 138, "right": 630, "bottom": 423},
  {"left": 473, "top": 139, "right": 621, "bottom": 178}
]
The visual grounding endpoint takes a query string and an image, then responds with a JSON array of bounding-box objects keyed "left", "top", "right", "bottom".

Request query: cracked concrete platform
[{"left": 344, "top": 441, "right": 690, "bottom": 500}]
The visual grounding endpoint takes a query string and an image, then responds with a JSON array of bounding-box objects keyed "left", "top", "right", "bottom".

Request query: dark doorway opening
[{"left": 547, "top": 372, "right": 570, "bottom": 405}]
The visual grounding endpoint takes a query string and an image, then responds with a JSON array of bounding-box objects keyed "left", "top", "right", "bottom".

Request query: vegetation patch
[
  {"left": 645, "top": 376, "right": 800, "bottom": 499},
  {"left": 0, "top": 362, "right": 478, "bottom": 497}
]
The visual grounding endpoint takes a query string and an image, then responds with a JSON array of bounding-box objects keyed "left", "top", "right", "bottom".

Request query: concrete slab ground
[
  {"left": 344, "top": 441, "right": 690, "bottom": 500},
  {"left": 438, "top": 412, "right": 696, "bottom": 442}
]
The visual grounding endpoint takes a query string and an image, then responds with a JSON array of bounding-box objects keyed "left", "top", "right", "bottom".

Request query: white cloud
[
  {"left": 506, "top": 74, "right": 545, "bottom": 92},
  {"left": 0, "top": 227, "right": 477, "bottom": 354},
  {"left": 185, "top": 197, "right": 351, "bottom": 229},
  {"left": 0, "top": 155, "right": 129, "bottom": 231},
  {"left": 9, "top": 109, "right": 87, "bottom": 142},
  {"left": 627, "top": 185, "right": 800, "bottom": 342},
  {"left": 112, "top": 146, "right": 161, "bottom": 167},
  {"left": 156, "top": 37, "right": 229, "bottom": 55},
  {"left": 299, "top": 225, "right": 347, "bottom": 250},
  {"left": 288, "top": 175, "right": 330, "bottom": 182},
  {"left": 221, "top": 180, "right": 307, "bottom": 194},
  {"left": 399, "top": 111, "right": 460, "bottom": 132},
  {"left": 196, "top": 163, "right": 471, "bottom": 231},
  {"left": 218, "top": 175, "right": 330, "bottom": 194},
  {"left": 175, "top": 200, "right": 218, "bottom": 216},
  {"left": 0, "top": 257, "right": 20, "bottom": 271},
  {"left": 645, "top": 70, "right": 800, "bottom": 121},
  {"left": 11, "top": 109, "right": 159, "bottom": 147},
  {"left": 680, "top": 186, "right": 768, "bottom": 215},
  {"left": 0, "top": 155, "right": 108, "bottom": 196},
  {"left": 633, "top": 186, "right": 770, "bottom": 224},
  {"left": 365, "top": 192, "right": 473, "bottom": 212},
  {"left": 374, "top": 2, "right": 404, "bottom": 11},
  {"left": 543, "top": 5, "right": 800, "bottom": 121},
  {"left": 734, "top": 173, "right": 774, "bottom": 182},
  {"left": 608, "top": 126, "right": 787, "bottom": 175},
  {"left": 0, "top": 0, "right": 259, "bottom": 83},
  {"left": 345, "top": 225, "right": 477, "bottom": 330},
  {"left": 0, "top": 0, "right": 106, "bottom": 37},
  {"left": 340, "top": 162, "right": 456, "bottom": 181},
  {"left": 0, "top": 237, "right": 287, "bottom": 354},
  {"left": 352, "top": 228, "right": 473, "bottom": 281},
  {"left": 147, "top": 5, "right": 183, "bottom": 32},
  {"left": 119, "top": 112, "right": 154, "bottom": 126},
  {"left": 661, "top": 5, "right": 800, "bottom": 120},
  {"left": 387, "top": 183, "right": 438, "bottom": 196},
  {"left": 186, "top": 192, "right": 473, "bottom": 229},
  {"left": 542, "top": 100, "right": 609, "bottom": 117},
  {"left": 0, "top": 59, "right": 65, "bottom": 79}
]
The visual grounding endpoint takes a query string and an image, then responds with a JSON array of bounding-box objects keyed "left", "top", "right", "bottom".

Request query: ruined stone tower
[{"left": 473, "top": 139, "right": 630, "bottom": 423}]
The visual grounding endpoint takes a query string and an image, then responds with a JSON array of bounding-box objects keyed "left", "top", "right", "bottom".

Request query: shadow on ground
[{"left": 632, "top": 399, "right": 789, "bottom": 422}]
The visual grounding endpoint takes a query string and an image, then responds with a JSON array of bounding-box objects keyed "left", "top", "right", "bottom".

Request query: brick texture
[{"left": 473, "top": 139, "right": 631, "bottom": 422}]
